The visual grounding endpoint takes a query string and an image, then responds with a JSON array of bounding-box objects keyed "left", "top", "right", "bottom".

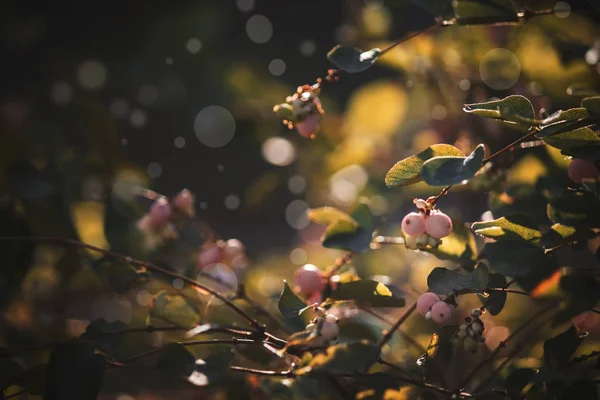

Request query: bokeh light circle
[
  {"left": 186, "top": 38, "right": 202, "bottom": 54},
  {"left": 262, "top": 137, "right": 295, "bottom": 166},
  {"left": 50, "top": 81, "right": 73, "bottom": 105},
  {"left": 225, "top": 194, "right": 240, "bottom": 210},
  {"left": 129, "top": 109, "right": 147, "bottom": 128},
  {"left": 269, "top": 59, "right": 286, "bottom": 76},
  {"left": 288, "top": 175, "right": 306, "bottom": 194},
  {"left": 194, "top": 106, "right": 236, "bottom": 148},
  {"left": 147, "top": 162, "right": 162, "bottom": 178},
  {"left": 290, "top": 248, "right": 308, "bottom": 265},
  {"left": 110, "top": 99, "right": 130, "bottom": 118},
  {"left": 196, "top": 263, "right": 238, "bottom": 304},
  {"left": 299, "top": 40, "right": 316, "bottom": 56},
  {"left": 246, "top": 15, "right": 273, "bottom": 44},
  {"left": 77, "top": 60, "right": 108, "bottom": 90},
  {"left": 174, "top": 136, "right": 186, "bottom": 148},
  {"left": 479, "top": 48, "right": 521, "bottom": 90},
  {"left": 554, "top": 1, "right": 571, "bottom": 18},
  {"left": 285, "top": 200, "right": 310, "bottom": 230}
]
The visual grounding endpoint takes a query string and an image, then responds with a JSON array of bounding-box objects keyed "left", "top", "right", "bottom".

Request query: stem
[
  {"left": 472, "top": 344, "right": 524, "bottom": 395},
  {"left": 379, "top": 24, "right": 442, "bottom": 56},
  {"left": 456, "top": 301, "right": 557, "bottom": 392},
  {"left": 362, "top": 308, "right": 426, "bottom": 354},
  {"left": 377, "top": 359, "right": 415, "bottom": 380},
  {"left": 0, "top": 236, "right": 265, "bottom": 333},
  {"left": 229, "top": 366, "right": 294, "bottom": 377},
  {"left": 372, "top": 236, "right": 405, "bottom": 245},
  {"left": 481, "top": 128, "right": 540, "bottom": 164},
  {"left": 326, "top": 252, "right": 354, "bottom": 278},
  {"left": 376, "top": 302, "right": 417, "bottom": 350}
]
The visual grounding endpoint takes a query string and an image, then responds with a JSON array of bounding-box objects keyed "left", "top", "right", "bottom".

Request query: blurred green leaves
[
  {"left": 327, "top": 46, "right": 381, "bottom": 73},
  {"left": 427, "top": 263, "right": 489, "bottom": 295},
  {"left": 149, "top": 290, "right": 200, "bottom": 329},
  {"left": 420, "top": 144, "right": 485, "bottom": 186},
  {"left": 329, "top": 279, "right": 405, "bottom": 307},
  {"left": 278, "top": 281, "right": 311, "bottom": 319},
  {"left": 157, "top": 343, "right": 233, "bottom": 386},
  {"left": 472, "top": 213, "right": 541, "bottom": 243}
]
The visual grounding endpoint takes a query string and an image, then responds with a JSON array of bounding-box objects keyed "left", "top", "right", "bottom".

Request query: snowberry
[
  {"left": 417, "top": 292, "right": 441, "bottom": 316},
  {"left": 294, "top": 264, "right": 325, "bottom": 295},
  {"left": 430, "top": 301, "right": 454, "bottom": 324},
  {"left": 471, "top": 320, "right": 484, "bottom": 334},
  {"left": 172, "top": 189, "right": 195, "bottom": 217},
  {"left": 427, "top": 236, "right": 441, "bottom": 248},
  {"left": 415, "top": 233, "right": 430, "bottom": 249},
  {"left": 402, "top": 212, "right": 426, "bottom": 236},
  {"left": 320, "top": 315, "right": 339, "bottom": 341},
  {"left": 404, "top": 234, "right": 417, "bottom": 249},
  {"left": 197, "top": 245, "right": 224, "bottom": 269},
  {"left": 149, "top": 197, "right": 172, "bottom": 227},
  {"left": 224, "top": 238, "right": 245, "bottom": 258},
  {"left": 568, "top": 158, "right": 598, "bottom": 184},
  {"left": 295, "top": 114, "right": 320, "bottom": 138},
  {"left": 307, "top": 291, "right": 323, "bottom": 305},
  {"left": 425, "top": 211, "right": 453, "bottom": 239}
]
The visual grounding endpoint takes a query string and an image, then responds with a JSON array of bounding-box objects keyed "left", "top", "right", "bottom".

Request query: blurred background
[{"left": 1, "top": 0, "right": 600, "bottom": 399}]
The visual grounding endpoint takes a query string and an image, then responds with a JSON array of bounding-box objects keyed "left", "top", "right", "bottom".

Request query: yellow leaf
[{"left": 71, "top": 201, "right": 109, "bottom": 259}]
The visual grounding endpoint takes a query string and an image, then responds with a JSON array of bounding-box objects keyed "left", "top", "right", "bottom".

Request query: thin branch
[
  {"left": 456, "top": 301, "right": 557, "bottom": 392},
  {"left": 376, "top": 302, "right": 417, "bottom": 350},
  {"left": 230, "top": 366, "right": 294, "bottom": 377},
  {"left": 379, "top": 25, "right": 442, "bottom": 56},
  {"left": 378, "top": 359, "right": 415, "bottom": 380},
  {"left": 362, "top": 308, "right": 427, "bottom": 354},
  {"left": 4, "top": 390, "right": 27, "bottom": 399},
  {"left": 0, "top": 236, "right": 265, "bottom": 333},
  {"left": 482, "top": 128, "right": 540, "bottom": 164}
]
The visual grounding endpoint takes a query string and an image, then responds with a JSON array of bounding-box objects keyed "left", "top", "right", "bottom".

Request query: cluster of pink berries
[
  {"left": 306, "top": 312, "right": 340, "bottom": 342},
  {"left": 273, "top": 85, "right": 324, "bottom": 139},
  {"left": 196, "top": 238, "right": 248, "bottom": 277},
  {"left": 452, "top": 309, "right": 486, "bottom": 353},
  {"left": 136, "top": 189, "right": 196, "bottom": 245},
  {"left": 402, "top": 199, "right": 453, "bottom": 250},
  {"left": 294, "top": 264, "right": 326, "bottom": 304},
  {"left": 416, "top": 292, "right": 455, "bottom": 324},
  {"left": 568, "top": 158, "right": 599, "bottom": 184}
]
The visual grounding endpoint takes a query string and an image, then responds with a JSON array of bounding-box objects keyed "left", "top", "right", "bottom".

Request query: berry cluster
[
  {"left": 273, "top": 85, "right": 324, "bottom": 139},
  {"left": 568, "top": 158, "right": 599, "bottom": 184},
  {"left": 402, "top": 199, "right": 452, "bottom": 250},
  {"left": 294, "top": 264, "right": 326, "bottom": 304},
  {"left": 416, "top": 292, "right": 455, "bottom": 325},
  {"left": 196, "top": 238, "right": 248, "bottom": 275},
  {"left": 136, "top": 189, "right": 196, "bottom": 247},
  {"left": 306, "top": 312, "right": 339, "bottom": 342},
  {"left": 452, "top": 309, "right": 486, "bottom": 353}
]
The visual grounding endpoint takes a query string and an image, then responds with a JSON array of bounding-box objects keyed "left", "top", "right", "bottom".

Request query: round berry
[
  {"left": 402, "top": 212, "right": 426, "bottom": 236},
  {"left": 225, "top": 238, "right": 245, "bottom": 258},
  {"left": 307, "top": 291, "right": 323, "bottom": 305},
  {"left": 325, "top": 314, "right": 338, "bottom": 324},
  {"left": 430, "top": 301, "right": 454, "bottom": 324},
  {"left": 568, "top": 158, "right": 598, "bottom": 184},
  {"left": 294, "top": 264, "right": 324, "bottom": 295},
  {"left": 172, "top": 189, "right": 195, "bottom": 216},
  {"left": 417, "top": 292, "right": 441, "bottom": 316},
  {"left": 149, "top": 197, "right": 172, "bottom": 227},
  {"left": 415, "top": 233, "right": 430, "bottom": 249},
  {"left": 295, "top": 114, "right": 320, "bottom": 138},
  {"left": 404, "top": 234, "right": 417, "bottom": 249},
  {"left": 197, "top": 245, "right": 224, "bottom": 269},
  {"left": 425, "top": 211, "right": 453, "bottom": 239},
  {"left": 320, "top": 321, "right": 340, "bottom": 341}
]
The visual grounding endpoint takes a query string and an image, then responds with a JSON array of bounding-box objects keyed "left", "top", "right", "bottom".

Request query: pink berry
[
  {"left": 172, "top": 189, "right": 195, "bottom": 216},
  {"left": 295, "top": 114, "right": 320, "bottom": 138},
  {"left": 417, "top": 292, "right": 441, "bottom": 316},
  {"left": 568, "top": 158, "right": 598, "bottom": 184},
  {"left": 197, "top": 245, "right": 224, "bottom": 269},
  {"left": 149, "top": 197, "right": 172, "bottom": 227},
  {"left": 425, "top": 211, "right": 453, "bottom": 239},
  {"left": 225, "top": 238, "right": 245, "bottom": 258},
  {"left": 402, "top": 212, "right": 426, "bottom": 236},
  {"left": 430, "top": 301, "right": 454, "bottom": 324},
  {"left": 294, "top": 264, "right": 324, "bottom": 295}
]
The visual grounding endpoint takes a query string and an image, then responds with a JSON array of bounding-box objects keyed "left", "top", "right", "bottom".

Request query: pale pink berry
[
  {"left": 224, "top": 238, "right": 245, "bottom": 258},
  {"left": 417, "top": 292, "right": 441, "bottom": 316},
  {"left": 294, "top": 264, "right": 324, "bottom": 295},
  {"left": 320, "top": 319, "right": 339, "bottom": 341},
  {"left": 568, "top": 158, "right": 598, "bottom": 184},
  {"left": 172, "top": 189, "right": 195, "bottom": 216},
  {"left": 149, "top": 197, "right": 172, "bottom": 227},
  {"left": 197, "top": 245, "right": 223, "bottom": 269},
  {"left": 306, "top": 291, "right": 323, "bottom": 305},
  {"left": 295, "top": 114, "right": 320, "bottom": 138},
  {"left": 430, "top": 301, "right": 454, "bottom": 324},
  {"left": 402, "top": 212, "right": 426, "bottom": 236},
  {"left": 425, "top": 211, "right": 453, "bottom": 239}
]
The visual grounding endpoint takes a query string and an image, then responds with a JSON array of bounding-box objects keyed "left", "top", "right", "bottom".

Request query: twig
[
  {"left": 456, "top": 301, "right": 557, "bottom": 392},
  {"left": 0, "top": 236, "right": 266, "bottom": 333},
  {"left": 378, "top": 359, "right": 415, "bottom": 380},
  {"left": 362, "top": 308, "right": 426, "bottom": 354},
  {"left": 376, "top": 302, "right": 417, "bottom": 350},
  {"left": 230, "top": 366, "right": 294, "bottom": 377}
]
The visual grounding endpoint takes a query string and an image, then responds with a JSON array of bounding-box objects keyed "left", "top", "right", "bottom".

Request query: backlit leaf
[
  {"left": 420, "top": 144, "right": 485, "bottom": 186},
  {"left": 472, "top": 213, "right": 541, "bottom": 243}
]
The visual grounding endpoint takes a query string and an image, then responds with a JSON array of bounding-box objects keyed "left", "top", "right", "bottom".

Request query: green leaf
[
  {"left": 505, "top": 368, "right": 537, "bottom": 400},
  {"left": 298, "top": 341, "right": 380, "bottom": 375},
  {"left": 307, "top": 207, "right": 373, "bottom": 253},
  {"left": 44, "top": 343, "right": 105, "bottom": 400},
  {"left": 278, "top": 280, "right": 309, "bottom": 318},
  {"left": 547, "top": 190, "right": 600, "bottom": 228},
  {"left": 417, "top": 326, "right": 456, "bottom": 382},
  {"left": 157, "top": 343, "right": 233, "bottom": 386},
  {"left": 385, "top": 144, "right": 465, "bottom": 187},
  {"left": 479, "top": 273, "right": 507, "bottom": 315},
  {"left": 425, "top": 218, "right": 478, "bottom": 264},
  {"left": 551, "top": 273, "right": 600, "bottom": 326},
  {"left": 351, "top": 199, "right": 377, "bottom": 232},
  {"left": 539, "top": 224, "right": 595, "bottom": 250},
  {"left": 327, "top": 46, "right": 381, "bottom": 73},
  {"left": 329, "top": 279, "right": 405, "bottom": 307},
  {"left": 582, "top": 96, "right": 600, "bottom": 115},
  {"left": 463, "top": 95, "right": 535, "bottom": 122},
  {"left": 536, "top": 108, "right": 591, "bottom": 138},
  {"left": 542, "top": 127, "right": 600, "bottom": 151},
  {"left": 471, "top": 213, "right": 541, "bottom": 243},
  {"left": 543, "top": 325, "right": 586, "bottom": 374},
  {"left": 454, "top": 0, "right": 519, "bottom": 25},
  {"left": 353, "top": 372, "right": 400, "bottom": 400},
  {"left": 149, "top": 290, "right": 200, "bottom": 329},
  {"left": 420, "top": 144, "right": 485, "bottom": 186},
  {"left": 484, "top": 240, "right": 545, "bottom": 277},
  {"left": 567, "top": 84, "right": 599, "bottom": 96},
  {"left": 80, "top": 318, "right": 128, "bottom": 353},
  {"left": 427, "top": 263, "right": 489, "bottom": 295}
]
